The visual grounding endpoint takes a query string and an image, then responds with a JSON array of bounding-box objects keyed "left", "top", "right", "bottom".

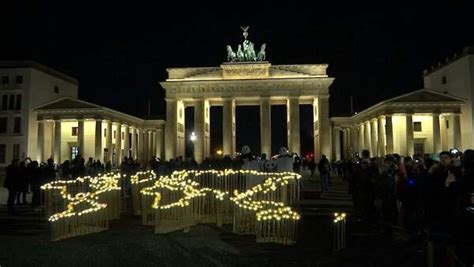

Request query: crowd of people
[{"left": 341, "top": 149, "right": 474, "bottom": 266}]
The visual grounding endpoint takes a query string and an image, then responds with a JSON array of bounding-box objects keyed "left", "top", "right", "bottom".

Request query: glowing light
[{"left": 190, "top": 132, "right": 197, "bottom": 142}]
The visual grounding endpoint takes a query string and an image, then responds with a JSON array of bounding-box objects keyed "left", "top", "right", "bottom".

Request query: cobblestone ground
[{"left": 0, "top": 172, "right": 424, "bottom": 267}]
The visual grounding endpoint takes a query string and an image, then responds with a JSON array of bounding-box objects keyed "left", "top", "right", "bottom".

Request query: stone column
[
  {"left": 106, "top": 121, "right": 112, "bottom": 163},
  {"left": 143, "top": 130, "right": 149, "bottom": 161},
  {"left": 260, "top": 97, "right": 271, "bottom": 157},
  {"left": 156, "top": 129, "right": 163, "bottom": 159},
  {"left": 341, "top": 128, "right": 346, "bottom": 159},
  {"left": 350, "top": 126, "right": 358, "bottom": 158},
  {"left": 140, "top": 130, "right": 145, "bottom": 161},
  {"left": 406, "top": 113, "right": 414, "bottom": 156},
  {"left": 432, "top": 113, "right": 441, "bottom": 153},
  {"left": 165, "top": 99, "right": 177, "bottom": 160},
  {"left": 318, "top": 96, "right": 331, "bottom": 160},
  {"left": 37, "top": 120, "right": 44, "bottom": 162},
  {"left": 370, "top": 119, "right": 378, "bottom": 157},
  {"left": 194, "top": 99, "right": 204, "bottom": 163},
  {"left": 364, "top": 121, "right": 371, "bottom": 156},
  {"left": 377, "top": 116, "right": 386, "bottom": 156},
  {"left": 453, "top": 113, "right": 462, "bottom": 149},
  {"left": 359, "top": 123, "right": 365, "bottom": 155},
  {"left": 150, "top": 131, "right": 156, "bottom": 157},
  {"left": 223, "top": 98, "right": 236, "bottom": 157},
  {"left": 53, "top": 119, "right": 61, "bottom": 164},
  {"left": 148, "top": 130, "right": 153, "bottom": 158},
  {"left": 123, "top": 125, "right": 130, "bottom": 158},
  {"left": 287, "top": 97, "right": 300, "bottom": 156},
  {"left": 95, "top": 119, "right": 103, "bottom": 161},
  {"left": 131, "top": 127, "right": 137, "bottom": 159},
  {"left": 116, "top": 123, "right": 122, "bottom": 166},
  {"left": 333, "top": 126, "right": 341, "bottom": 160},
  {"left": 346, "top": 128, "right": 351, "bottom": 158},
  {"left": 78, "top": 119, "right": 85, "bottom": 158}
]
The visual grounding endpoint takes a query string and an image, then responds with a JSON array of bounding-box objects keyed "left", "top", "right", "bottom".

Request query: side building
[
  {"left": 0, "top": 61, "right": 165, "bottom": 167},
  {"left": 331, "top": 89, "right": 464, "bottom": 160},
  {"left": 422, "top": 46, "right": 474, "bottom": 150},
  {"left": 0, "top": 61, "right": 78, "bottom": 167}
]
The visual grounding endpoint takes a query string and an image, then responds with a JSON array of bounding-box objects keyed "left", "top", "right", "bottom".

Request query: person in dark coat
[
  {"left": 17, "top": 158, "right": 30, "bottom": 205},
  {"left": 425, "top": 151, "right": 462, "bottom": 267},
  {"left": 4, "top": 159, "right": 21, "bottom": 215},
  {"left": 318, "top": 155, "right": 330, "bottom": 194},
  {"left": 29, "top": 161, "right": 42, "bottom": 207}
]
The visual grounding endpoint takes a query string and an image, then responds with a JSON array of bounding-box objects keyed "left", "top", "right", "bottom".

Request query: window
[
  {"left": 2, "top": 95, "right": 7, "bottom": 110},
  {"left": 72, "top": 127, "right": 78, "bottom": 136},
  {"left": 8, "top": 95, "right": 15, "bottom": 110},
  {"left": 442, "top": 76, "right": 447, "bottom": 85},
  {"left": 71, "top": 146, "right": 79, "bottom": 160},
  {"left": 1, "top": 76, "right": 8, "bottom": 84},
  {"left": 13, "top": 117, "right": 21, "bottom": 133},
  {"left": 121, "top": 131, "right": 124, "bottom": 139},
  {"left": 15, "top": 94, "right": 21, "bottom": 110},
  {"left": 15, "top": 75, "right": 23, "bottom": 84},
  {"left": 413, "top": 122, "right": 422, "bottom": 132},
  {"left": 13, "top": 144, "right": 20, "bottom": 160},
  {"left": 0, "top": 144, "right": 5, "bottom": 163},
  {"left": 0, "top": 117, "right": 7, "bottom": 133},
  {"left": 446, "top": 120, "right": 449, "bottom": 129},
  {"left": 104, "top": 128, "right": 107, "bottom": 137},
  {"left": 54, "top": 86, "right": 59, "bottom": 94},
  {"left": 113, "top": 130, "right": 116, "bottom": 139}
]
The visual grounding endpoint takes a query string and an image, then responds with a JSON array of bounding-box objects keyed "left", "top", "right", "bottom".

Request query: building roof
[
  {"left": 331, "top": 89, "right": 465, "bottom": 124},
  {"left": 37, "top": 98, "right": 102, "bottom": 110},
  {"left": 34, "top": 97, "right": 165, "bottom": 126},
  {"left": 423, "top": 45, "right": 474, "bottom": 76},
  {"left": 384, "top": 89, "right": 465, "bottom": 103},
  {"left": 0, "top": 61, "right": 78, "bottom": 85}
]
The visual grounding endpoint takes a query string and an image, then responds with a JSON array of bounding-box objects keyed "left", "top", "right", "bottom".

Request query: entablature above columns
[{"left": 160, "top": 78, "right": 333, "bottom": 99}]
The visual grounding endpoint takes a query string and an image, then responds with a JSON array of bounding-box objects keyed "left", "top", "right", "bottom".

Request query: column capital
[
  {"left": 164, "top": 98, "right": 177, "bottom": 103},
  {"left": 317, "top": 94, "right": 330, "bottom": 100},
  {"left": 287, "top": 95, "right": 300, "bottom": 100}
]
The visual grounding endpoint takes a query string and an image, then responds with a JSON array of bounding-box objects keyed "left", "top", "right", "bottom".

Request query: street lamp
[{"left": 190, "top": 132, "right": 197, "bottom": 142}]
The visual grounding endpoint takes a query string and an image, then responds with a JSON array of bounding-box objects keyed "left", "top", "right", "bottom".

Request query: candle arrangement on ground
[
  {"left": 41, "top": 173, "right": 121, "bottom": 241},
  {"left": 41, "top": 170, "right": 301, "bottom": 244},
  {"left": 333, "top": 212, "right": 347, "bottom": 251},
  {"left": 140, "top": 169, "right": 301, "bottom": 245}
]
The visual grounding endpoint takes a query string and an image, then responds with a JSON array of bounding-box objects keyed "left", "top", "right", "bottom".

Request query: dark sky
[{"left": 2, "top": 2, "right": 474, "bottom": 155}]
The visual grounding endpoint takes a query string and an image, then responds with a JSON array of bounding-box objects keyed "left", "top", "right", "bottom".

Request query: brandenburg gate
[{"left": 160, "top": 28, "right": 334, "bottom": 163}]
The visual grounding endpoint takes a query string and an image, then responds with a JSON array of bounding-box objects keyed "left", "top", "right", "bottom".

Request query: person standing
[
  {"left": 318, "top": 155, "right": 330, "bottom": 194},
  {"left": 4, "top": 159, "right": 21, "bottom": 215}
]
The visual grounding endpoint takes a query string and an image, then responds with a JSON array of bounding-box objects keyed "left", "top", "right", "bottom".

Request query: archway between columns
[{"left": 236, "top": 106, "right": 261, "bottom": 155}]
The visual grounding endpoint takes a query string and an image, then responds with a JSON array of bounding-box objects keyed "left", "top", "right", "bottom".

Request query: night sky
[{"left": 2, "top": 2, "right": 474, "bottom": 156}]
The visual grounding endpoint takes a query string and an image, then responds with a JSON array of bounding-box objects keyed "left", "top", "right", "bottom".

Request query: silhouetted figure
[
  {"left": 4, "top": 159, "right": 21, "bottom": 215},
  {"left": 17, "top": 158, "right": 31, "bottom": 205},
  {"left": 29, "top": 161, "right": 42, "bottom": 207},
  {"left": 318, "top": 155, "right": 330, "bottom": 194}
]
